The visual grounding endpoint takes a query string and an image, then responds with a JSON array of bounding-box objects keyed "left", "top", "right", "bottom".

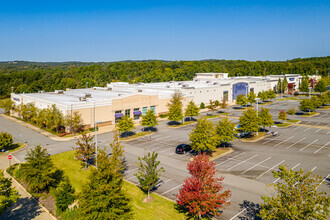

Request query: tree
[
  {"left": 200, "top": 102, "right": 205, "bottom": 109},
  {"left": 278, "top": 110, "right": 287, "bottom": 121},
  {"left": 141, "top": 109, "right": 158, "bottom": 131},
  {"left": 247, "top": 92, "right": 256, "bottom": 105},
  {"left": 258, "top": 165, "right": 330, "bottom": 220},
  {"left": 55, "top": 177, "right": 76, "bottom": 214},
  {"left": 267, "top": 89, "right": 276, "bottom": 101},
  {"left": 236, "top": 94, "right": 248, "bottom": 108},
  {"left": 207, "top": 100, "right": 217, "bottom": 115},
  {"left": 219, "top": 98, "right": 228, "bottom": 109},
  {"left": 239, "top": 108, "right": 259, "bottom": 135},
  {"left": 287, "top": 108, "right": 296, "bottom": 115},
  {"left": 215, "top": 117, "right": 236, "bottom": 146},
  {"left": 73, "top": 134, "right": 95, "bottom": 168},
  {"left": 0, "top": 132, "right": 13, "bottom": 151},
  {"left": 176, "top": 153, "right": 231, "bottom": 219},
  {"left": 214, "top": 100, "right": 220, "bottom": 106},
  {"left": 167, "top": 92, "right": 183, "bottom": 123},
  {"left": 258, "top": 91, "right": 268, "bottom": 102},
  {"left": 78, "top": 129, "right": 132, "bottom": 219},
  {"left": 117, "top": 115, "right": 135, "bottom": 137},
  {"left": 311, "top": 96, "right": 322, "bottom": 108},
  {"left": 47, "top": 104, "right": 64, "bottom": 133},
  {"left": 299, "top": 99, "right": 316, "bottom": 113},
  {"left": 65, "top": 112, "right": 83, "bottom": 134},
  {"left": 314, "top": 80, "right": 327, "bottom": 92},
  {"left": 0, "top": 98, "right": 14, "bottom": 113},
  {"left": 21, "top": 145, "right": 57, "bottom": 192},
  {"left": 189, "top": 117, "right": 217, "bottom": 152},
  {"left": 258, "top": 108, "right": 274, "bottom": 130},
  {"left": 282, "top": 77, "right": 288, "bottom": 93},
  {"left": 0, "top": 170, "right": 19, "bottom": 215},
  {"left": 185, "top": 101, "right": 199, "bottom": 120},
  {"left": 299, "top": 77, "right": 309, "bottom": 92},
  {"left": 134, "top": 151, "right": 165, "bottom": 200},
  {"left": 276, "top": 78, "right": 282, "bottom": 93}
]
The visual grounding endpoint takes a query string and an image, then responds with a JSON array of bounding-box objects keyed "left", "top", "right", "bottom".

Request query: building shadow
[
  {"left": 1, "top": 197, "right": 43, "bottom": 220},
  {"left": 238, "top": 200, "right": 262, "bottom": 220}
]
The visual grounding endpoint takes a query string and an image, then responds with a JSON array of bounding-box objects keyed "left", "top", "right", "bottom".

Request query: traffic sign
[{"left": 8, "top": 155, "right": 12, "bottom": 160}]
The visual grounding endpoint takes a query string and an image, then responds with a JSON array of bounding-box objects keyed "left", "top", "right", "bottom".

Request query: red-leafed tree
[{"left": 176, "top": 153, "right": 231, "bottom": 219}]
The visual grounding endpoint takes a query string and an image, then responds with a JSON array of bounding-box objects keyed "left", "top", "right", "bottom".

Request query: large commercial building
[{"left": 11, "top": 73, "right": 302, "bottom": 128}]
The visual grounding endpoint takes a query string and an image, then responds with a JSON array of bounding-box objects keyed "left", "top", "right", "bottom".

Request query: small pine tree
[
  {"left": 0, "top": 170, "right": 19, "bottom": 215},
  {"left": 0, "top": 132, "right": 13, "bottom": 151},
  {"left": 189, "top": 117, "right": 217, "bottom": 152},
  {"left": 117, "top": 115, "right": 135, "bottom": 137},
  {"left": 299, "top": 77, "right": 309, "bottom": 92},
  {"left": 277, "top": 78, "right": 282, "bottom": 93},
  {"left": 200, "top": 102, "right": 205, "bottom": 109},
  {"left": 185, "top": 101, "right": 199, "bottom": 120},
  {"left": 55, "top": 177, "right": 76, "bottom": 214},
  {"left": 73, "top": 134, "right": 95, "bottom": 168},
  {"left": 135, "top": 151, "right": 164, "bottom": 200},
  {"left": 282, "top": 77, "right": 288, "bottom": 93}
]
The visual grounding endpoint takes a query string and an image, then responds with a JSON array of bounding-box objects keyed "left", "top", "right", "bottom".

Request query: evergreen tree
[
  {"left": 215, "top": 117, "right": 236, "bottom": 146},
  {"left": 258, "top": 108, "right": 274, "bottom": 130},
  {"left": 117, "top": 115, "right": 135, "bottom": 137},
  {"left": 167, "top": 92, "right": 183, "bottom": 123},
  {"left": 239, "top": 108, "right": 259, "bottom": 135},
  {"left": 73, "top": 134, "right": 95, "bottom": 168},
  {"left": 259, "top": 165, "right": 330, "bottom": 220},
  {"left": 314, "top": 80, "right": 327, "bottom": 92},
  {"left": 55, "top": 177, "right": 76, "bottom": 214},
  {"left": 21, "top": 145, "right": 57, "bottom": 192},
  {"left": 185, "top": 101, "right": 199, "bottom": 120},
  {"left": 247, "top": 91, "right": 256, "bottom": 105},
  {"left": 277, "top": 78, "right": 282, "bottom": 93},
  {"left": 189, "top": 117, "right": 217, "bottom": 152},
  {"left": 78, "top": 129, "right": 132, "bottom": 219},
  {"left": 236, "top": 95, "right": 248, "bottom": 108},
  {"left": 0, "top": 98, "right": 14, "bottom": 113},
  {"left": 176, "top": 154, "right": 231, "bottom": 219},
  {"left": 282, "top": 77, "right": 288, "bottom": 93},
  {"left": 0, "top": 132, "right": 13, "bottom": 151},
  {"left": 299, "top": 77, "right": 309, "bottom": 92},
  {"left": 134, "top": 152, "right": 164, "bottom": 200},
  {"left": 0, "top": 170, "right": 19, "bottom": 215},
  {"left": 141, "top": 109, "right": 158, "bottom": 131},
  {"left": 199, "top": 102, "right": 205, "bottom": 109}
]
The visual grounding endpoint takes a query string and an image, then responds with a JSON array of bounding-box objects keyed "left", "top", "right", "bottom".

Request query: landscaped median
[
  {"left": 119, "top": 131, "right": 153, "bottom": 141},
  {"left": 239, "top": 131, "right": 270, "bottom": 142},
  {"left": 300, "top": 112, "right": 319, "bottom": 117}
]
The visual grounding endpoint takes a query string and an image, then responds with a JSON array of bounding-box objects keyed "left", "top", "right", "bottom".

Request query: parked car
[{"left": 175, "top": 144, "right": 192, "bottom": 154}]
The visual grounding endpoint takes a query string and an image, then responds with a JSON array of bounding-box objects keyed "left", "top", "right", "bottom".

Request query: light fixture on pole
[
  {"left": 95, "top": 120, "right": 102, "bottom": 169},
  {"left": 245, "top": 85, "right": 248, "bottom": 107},
  {"left": 255, "top": 98, "right": 260, "bottom": 135}
]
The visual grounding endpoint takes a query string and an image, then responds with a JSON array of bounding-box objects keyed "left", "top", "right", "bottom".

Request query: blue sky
[{"left": 0, "top": 0, "right": 329, "bottom": 62}]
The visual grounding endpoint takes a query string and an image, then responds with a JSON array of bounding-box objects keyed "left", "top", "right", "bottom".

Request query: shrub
[
  {"left": 278, "top": 110, "right": 287, "bottom": 121},
  {"left": 214, "top": 100, "right": 220, "bottom": 106},
  {"left": 55, "top": 177, "right": 76, "bottom": 214},
  {"left": 287, "top": 108, "right": 296, "bottom": 115},
  {"left": 0, "top": 132, "right": 13, "bottom": 151},
  {"left": 200, "top": 102, "right": 205, "bottom": 109}
]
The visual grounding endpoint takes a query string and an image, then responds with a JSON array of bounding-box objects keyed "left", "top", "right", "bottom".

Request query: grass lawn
[
  {"left": 318, "top": 106, "right": 330, "bottom": 110},
  {"left": 277, "top": 97, "right": 300, "bottom": 101},
  {"left": 277, "top": 123, "right": 291, "bottom": 128},
  {"left": 51, "top": 151, "right": 187, "bottom": 220},
  {"left": 287, "top": 119, "right": 300, "bottom": 123},
  {"left": 301, "top": 112, "right": 319, "bottom": 117}
]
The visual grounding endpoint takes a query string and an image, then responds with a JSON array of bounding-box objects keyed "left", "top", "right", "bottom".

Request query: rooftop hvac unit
[
  {"left": 55, "top": 90, "right": 64, "bottom": 94},
  {"left": 84, "top": 93, "right": 91, "bottom": 98},
  {"left": 79, "top": 97, "right": 86, "bottom": 101},
  {"left": 182, "top": 84, "right": 189, "bottom": 88},
  {"left": 213, "top": 82, "right": 219, "bottom": 85},
  {"left": 206, "top": 81, "right": 211, "bottom": 83},
  {"left": 38, "top": 90, "right": 45, "bottom": 93},
  {"left": 165, "top": 85, "right": 170, "bottom": 88},
  {"left": 178, "top": 82, "right": 182, "bottom": 85},
  {"left": 138, "top": 89, "right": 143, "bottom": 92},
  {"left": 138, "top": 82, "right": 144, "bottom": 85}
]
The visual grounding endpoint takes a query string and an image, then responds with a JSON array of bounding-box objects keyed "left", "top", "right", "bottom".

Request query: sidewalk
[{"left": 0, "top": 156, "right": 54, "bottom": 220}]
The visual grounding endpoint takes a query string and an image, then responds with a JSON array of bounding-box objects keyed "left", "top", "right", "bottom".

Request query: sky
[{"left": 0, "top": 0, "right": 329, "bottom": 62}]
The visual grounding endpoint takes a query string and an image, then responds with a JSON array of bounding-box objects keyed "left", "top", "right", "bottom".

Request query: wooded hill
[{"left": 0, "top": 56, "right": 329, "bottom": 99}]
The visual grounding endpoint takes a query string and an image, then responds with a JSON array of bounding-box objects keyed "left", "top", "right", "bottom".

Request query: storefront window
[
  {"left": 142, "top": 107, "right": 148, "bottom": 115},
  {"left": 150, "top": 106, "right": 156, "bottom": 114},
  {"left": 125, "top": 109, "right": 130, "bottom": 117}
]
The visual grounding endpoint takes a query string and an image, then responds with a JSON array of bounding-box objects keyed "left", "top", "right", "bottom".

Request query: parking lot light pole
[
  {"left": 308, "top": 87, "right": 312, "bottom": 99},
  {"left": 95, "top": 120, "right": 102, "bottom": 169},
  {"left": 255, "top": 98, "right": 260, "bottom": 135}
]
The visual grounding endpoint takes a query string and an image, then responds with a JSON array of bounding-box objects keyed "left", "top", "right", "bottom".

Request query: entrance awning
[{"left": 115, "top": 113, "right": 123, "bottom": 118}]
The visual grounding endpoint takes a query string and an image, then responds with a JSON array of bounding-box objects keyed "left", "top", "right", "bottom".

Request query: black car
[{"left": 175, "top": 144, "right": 192, "bottom": 154}]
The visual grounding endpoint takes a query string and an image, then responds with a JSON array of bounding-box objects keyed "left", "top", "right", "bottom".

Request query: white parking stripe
[
  {"left": 229, "top": 208, "right": 246, "bottom": 220},
  {"left": 314, "top": 122, "right": 321, "bottom": 126},
  {"left": 287, "top": 137, "right": 305, "bottom": 149},
  {"left": 273, "top": 163, "right": 300, "bottom": 183},
  {"left": 215, "top": 152, "right": 246, "bottom": 167},
  {"left": 316, "top": 173, "right": 330, "bottom": 190},
  {"left": 303, "top": 127, "right": 311, "bottom": 132},
  {"left": 126, "top": 168, "right": 138, "bottom": 173},
  {"left": 310, "top": 166, "right": 317, "bottom": 172},
  {"left": 226, "top": 154, "right": 258, "bottom": 171},
  {"left": 293, "top": 126, "right": 300, "bottom": 130},
  {"left": 314, "top": 128, "right": 322, "bottom": 133},
  {"left": 263, "top": 136, "right": 281, "bottom": 144},
  {"left": 274, "top": 136, "right": 294, "bottom": 147},
  {"left": 127, "top": 176, "right": 136, "bottom": 180},
  {"left": 256, "top": 160, "right": 285, "bottom": 179},
  {"left": 241, "top": 157, "right": 271, "bottom": 174},
  {"left": 163, "top": 179, "right": 173, "bottom": 184},
  {"left": 299, "top": 139, "right": 318, "bottom": 152},
  {"left": 314, "top": 141, "right": 330, "bottom": 154},
  {"left": 161, "top": 184, "right": 183, "bottom": 195},
  {"left": 159, "top": 147, "right": 173, "bottom": 153},
  {"left": 150, "top": 145, "right": 168, "bottom": 151}
]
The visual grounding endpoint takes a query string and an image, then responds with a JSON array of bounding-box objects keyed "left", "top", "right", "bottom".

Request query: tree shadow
[
  {"left": 238, "top": 200, "right": 262, "bottom": 220},
  {"left": 167, "top": 121, "right": 181, "bottom": 126},
  {"left": 184, "top": 117, "right": 197, "bottom": 122},
  {"left": 1, "top": 197, "right": 44, "bottom": 220},
  {"left": 119, "top": 131, "right": 136, "bottom": 138},
  {"left": 142, "top": 127, "right": 158, "bottom": 132}
]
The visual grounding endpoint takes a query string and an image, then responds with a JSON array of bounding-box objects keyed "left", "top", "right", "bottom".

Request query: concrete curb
[
  {"left": 4, "top": 169, "right": 57, "bottom": 220},
  {"left": 239, "top": 133, "right": 271, "bottom": 143},
  {"left": 291, "top": 123, "right": 330, "bottom": 130},
  {"left": 299, "top": 112, "right": 320, "bottom": 117},
  {"left": 210, "top": 148, "right": 234, "bottom": 161}
]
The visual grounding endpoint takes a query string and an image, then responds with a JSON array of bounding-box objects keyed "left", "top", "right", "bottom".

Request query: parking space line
[
  {"left": 274, "top": 136, "right": 294, "bottom": 147},
  {"left": 163, "top": 179, "right": 173, "bottom": 184},
  {"left": 226, "top": 154, "right": 258, "bottom": 171},
  {"left": 314, "top": 128, "right": 322, "bottom": 133},
  {"left": 314, "top": 141, "right": 330, "bottom": 154},
  {"left": 215, "top": 152, "right": 246, "bottom": 167},
  {"left": 316, "top": 173, "right": 330, "bottom": 190},
  {"left": 310, "top": 166, "right": 317, "bottom": 172},
  {"left": 167, "top": 152, "right": 175, "bottom": 156},
  {"left": 159, "top": 147, "right": 173, "bottom": 153},
  {"left": 263, "top": 137, "right": 281, "bottom": 144},
  {"left": 303, "top": 127, "right": 311, "bottom": 132},
  {"left": 314, "top": 122, "right": 321, "bottom": 126},
  {"left": 126, "top": 168, "right": 138, "bottom": 173},
  {"left": 127, "top": 176, "right": 136, "bottom": 180},
  {"left": 256, "top": 160, "right": 285, "bottom": 179},
  {"left": 241, "top": 157, "right": 271, "bottom": 174},
  {"left": 150, "top": 145, "right": 168, "bottom": 151},
  {"left": 286, "top": 137, "right": 305, "bottom": 149},
  {"left": 299, "top": 139, "right": 318, "bottom": 152},
  {"left": 229, "top": 208, "right": 246, "bottom": 220},
  {"left": 161, "top": 184, "right": 183, "bottom": 195},
  {"left": 273, "top": 163, "right": 300, "bottom": 183}
]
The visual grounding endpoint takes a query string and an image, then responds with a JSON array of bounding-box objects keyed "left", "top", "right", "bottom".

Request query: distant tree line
[{"left": 1, "top": 56, "right": 329, "bottom": 98}]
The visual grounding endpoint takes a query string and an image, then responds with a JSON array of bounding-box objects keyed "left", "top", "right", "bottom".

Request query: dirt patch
[
  {"left": 39, "top": 193, "right": 56, "bottom": 216},
  {"left": 142, "top": 196, "right": 155, "bottom": 203}
]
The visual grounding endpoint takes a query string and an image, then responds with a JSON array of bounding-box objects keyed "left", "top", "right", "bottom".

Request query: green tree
[
  {"left": 207, "top": 100, "right": 217, "bottom": 115},
  {"left": 21, "top": 145, "right": 57, "bottom": 192},
  {"left": 0, "top": 132, "right": 13, "bottom": 151},
  {"left": 167, "top": 92, "right": 183, "bottom": 123},
  {"left": 278, "top": 110, "right": 287, "bottom": 121},
  {"left": 78, "top": 129, "right": 132, "bottom": 219},
  {"left": 55, "top": 177, "right": 76, "bottom": 214},
  {"left": 282, "top": 77, "right": 288, "bottom": 93},
  {"left": 258, "top": 91, "right": 268, "bottom": 102},
  {"left": 239, "top": 108, "right": 259, "bottom": 135},
  {"left": 299, "top": 77, "right": 309, "bottom": 92},
  {"left": 287, "top": 108, "right": 296, "bottom": 115},
  {"left": 73, "top": 134, "right": 95, "bottom": 168},
  {"left": 299, "top": 99, "right": 316, "bottom": 113},
  {"left": 314, "top": 80, "right": 327, "bottom": 92},
  {"left": 214, "top": 100, "right": 220, "bottom": 106},
  {"left": 276, "top": 78, "right": 282, "bottom": 93},
  {"left": 65, "top": 112, "right": 83, "bottom": 134},
  {"left": 189, "top": 117, "right": 217, "bottom": 152},
  {"left": 0, "top": 98, "right": 14, "bottom": 113},
  {"left": 258, "top": 108, "right": 274, "bottom": 130},
  {"left": 247, "top": 92, "right": 256, "bottom": 105},
  {"left": 200, "top": 102, "right": 205, "bottom": 109},
  {"left": 45, "top": 104, "right": 64, "bottom": 133},
  {"left": 236, "top": 94, "right": 248, "bottom": 108},
  {"left": 185, "top": 101, "right": 199, "bottom": 120},
  {"left": 135, "top": 151, "right": 165, "bottom": 200},
  {"left": 117, "top": 115, "right": 135, "bottom": 137},
  {"left": 267, "top": 89, "right": 276, "bottom": 101},
  {"left": 219, "top": 98, "right": 228, "bottom": 109},
  {"left": 141, "top": 109, "right": 158, "bottom": 131},
  {"left": 258, "top": 165, "right": 330, "bottom": 220},
  {"left": 215, "top": 117, "right": 236, "bottom": 146},
  {"left": 0, "top": 170, "right": 19, "bottom": 215}
]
